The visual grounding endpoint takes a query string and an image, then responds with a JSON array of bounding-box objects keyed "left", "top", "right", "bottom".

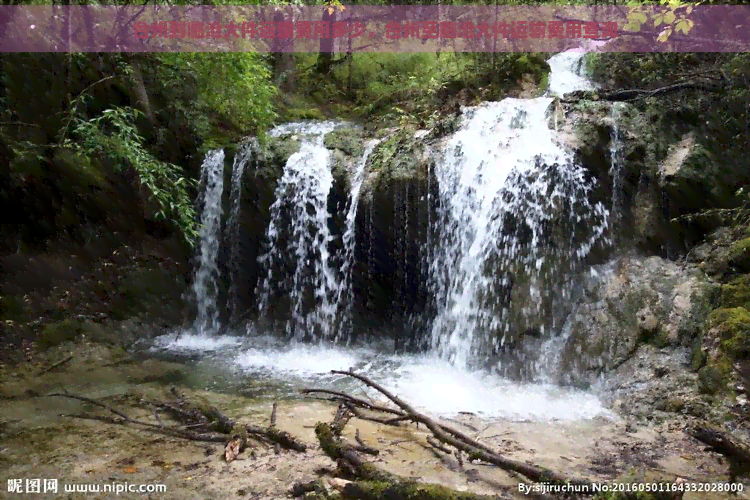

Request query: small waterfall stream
[
  {"left": 335, "top": 139, "right": 381, "bottom": 341},
  {"left": 226, "top": 140, "right": 256, "bottom": 322},
  {"left": 256, "top": 121, "right": 341, "bottom": 341},
  {"left": 609, "top": 103, "right": 625, "bottom": 230},
  {"left": 190, "top": 149, "right": 225, "bottom": 336}
]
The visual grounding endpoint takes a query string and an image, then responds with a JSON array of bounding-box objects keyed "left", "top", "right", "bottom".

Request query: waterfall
[
  {"left": 335, "top": 140, "right": 380, "bottom": 341},
  {"left": 226, "top": 140, "right": 256, "bottom": 322},
  {"left": 546, "top": 48, "right": 595, "bottom": 96},
  {"left": 255, "top": 125, "right": 379, "bottom": 343},
  {"left": 429, "top": 50, "right": 611, "bottom": 370},
  {"left": 191, "top": 149, "right": 225, "bottom": 336},
  {"left": 255, "top": 122, "right": 343, "bottom": 342},
  {"left": 609, "top": 103, "right": 625, "bottom": 230}
]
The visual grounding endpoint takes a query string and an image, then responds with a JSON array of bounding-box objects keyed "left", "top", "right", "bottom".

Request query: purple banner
[{"left": 0, "top": 5, "right": 747, "bottom": 52}]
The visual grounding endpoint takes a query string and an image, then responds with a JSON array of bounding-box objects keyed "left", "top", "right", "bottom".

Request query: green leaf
[
  {"left": 624, "top": 22, "right": 643, "bottom": 31},
  {"left": 657, "top": 27, "right": 673, "bottom": 42},
  {"left": 675, "top": 18, "right": 694, "bottom": 33},
  {"left": 654, "top": 14, "right": 665, "bottom": 26},
  {"left": 664, "top": 11, "right": 676, "bottom": 24},
  {"left": 629, "top": 11, "right": 648, "bottom": 24}
]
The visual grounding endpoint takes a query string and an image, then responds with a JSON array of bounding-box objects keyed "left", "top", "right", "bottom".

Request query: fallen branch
[
  {"left": 38, "top": 355, "right": 74, "bottom": 375},
  {"left": 689, "top": 422, "right": 750, "bottom": 479},
  {"left": 155, "top": 388, "right": 307, "bottom": 452},
  {"left": 330, "top": 370, "right": 594, "bottom": 489},
  {"left": 354, "top": 429, "right": 379, "bottom": 456},
  {"left": 560, "top": 80, "right": 723, "bottom": 103},
  {"left": 301, "top": 388, "right": 405, "bottom": 417},
  {"left": 312, "top": 422, "right": 501, "bottom": 500},
  {"left": 46, "top": 390, "right": 307, "bottom": 453}
]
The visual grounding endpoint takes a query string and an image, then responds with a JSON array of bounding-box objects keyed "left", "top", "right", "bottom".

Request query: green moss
[
  {"left": 727, "top": 238, "right": 750, "bottom": 272},
  {"left": 655, "top": 397, "right": 685, "bottom": 413},
  {"left": 683, "top": 401, "right": 709, "bottom": 418},
  {"left": 323, "top": 129, "right": 365, "bottom": 157},
  {"left": 697, "top": 355, "right": 732, "bottom": 395},
  {"left": 707, "top": 307, "right": 750, "bottom": 359},
  {"left": 690, "top": 342, "right": 707, "bottom": 371},
  {"left": 38, "top": 319, "right": 83, "bottom": 348},
  {"left": 721, "top": 274, "right": 750, "bottom": 311},
  {"left": 367, "top": 130, "right": 429, "bottom": 195},
  {"left": 342, "top": 480, "right": 494, "bottom": 500}
]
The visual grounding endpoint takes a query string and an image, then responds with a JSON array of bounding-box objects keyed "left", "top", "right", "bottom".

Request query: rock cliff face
[{"left": 551, "top": 255, "right": 715, "bottom": 388}]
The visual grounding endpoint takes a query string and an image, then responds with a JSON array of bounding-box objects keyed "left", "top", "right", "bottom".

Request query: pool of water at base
[{"left": 139, "top": 329, "right": 615, "bottom": 423}]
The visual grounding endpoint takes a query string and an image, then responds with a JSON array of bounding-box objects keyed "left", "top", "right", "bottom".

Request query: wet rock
[
  {"left": 558, "top": 256, "right": 713, "bottom": 388},
  {"left": 559, "top": 101, "right": 652, "bottom": 250}
]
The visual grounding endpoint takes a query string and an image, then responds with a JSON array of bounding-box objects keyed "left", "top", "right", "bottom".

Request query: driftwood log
[
  {"left": 689, "top": 422, "right": 750, "bottom": 480},
  {"left": 305, "top": 419, "right": 502, "bottom": 500}
]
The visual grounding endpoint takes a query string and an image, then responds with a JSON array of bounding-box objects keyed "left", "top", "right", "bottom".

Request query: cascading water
[
  {"left": 256, "top": 121, "right": 346, "bottom": 342},
  {"left": 191, "top": 149, "right": 226, "bottom": 336},
  {"left": 429, "top": 50, "right": 610, "bottom": 371},
  {"left": 334, "top": 140, "right": 381, "bottom": 341},
  {"left": 609, "top": 103, "right": 625, "bottom": 230},
  {"left": 153, "top": 48, "right": 616, "bottom": 423},
  {"left": 225, "top": 140, "right": 256, "bottom": 322},
  {"left": 546, "top": 48, "right": 596, "bottom": 96}
]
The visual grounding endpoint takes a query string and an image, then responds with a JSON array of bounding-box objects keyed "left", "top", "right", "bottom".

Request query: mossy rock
[
  {"left": 727, "top": 237, "right": 750, "bottom": 272},
  {"left": 256, "top": 135, "right": 301, "bottom": 177},
  {"left": 655, "top": 397, "right": 685, "bottom": 413},
  {"left": 683, "top": 401, "right": 709, "bottom": 418},
  {"left": 285, "top": 108, "right": 326, "bottom": 121},
  {"left": 367, "top": 129, "right": 429, "bottom": 190},
  {"left": 706, "top": 307, "right": 750, "bottom": 359},
  {"left": 79, "top": 321, "right": 120, "bottom": 345},
  {"left": 324, "top": 128, "right": 366, "bottom": 157},
  {"left": 697, "top": 355, "right": 733, "bottom": 395},
  {"left": 689, "top": 342, "right": 707, "bottom": 372},
  {"left": 111, "top": 266, "right": 183, "bottom": 320},
  {"left": 720, "top": 273, "right": 750, "bottom": 310},
  {"left": 342, "top": 480, "right": 495, "bottom": 500},
  {"left": 38, "top": 319, "right": 84, "bottom": 348}
]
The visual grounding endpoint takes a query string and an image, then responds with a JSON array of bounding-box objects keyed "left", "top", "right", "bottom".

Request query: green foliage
[
  {"left": 625, "top": 0, "right": 696, "bottom": 42},
  {"left": 154, "top": 53, "right": 277, "bottom": 140},
  {"left": 288, "top": 52, "right": 549, "bottom": 127},
  {"left": 63, "top": 106, "right": 199, "bottom": 246}
]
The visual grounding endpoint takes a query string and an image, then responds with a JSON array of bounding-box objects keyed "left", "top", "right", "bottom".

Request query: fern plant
[{"left": 63, "top": 106, "right": 199, "bottom": 246}]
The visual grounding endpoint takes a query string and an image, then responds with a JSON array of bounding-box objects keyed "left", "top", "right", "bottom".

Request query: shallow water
[{"left": 146, "top": 330, "right": 614, "bottom": 422}]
